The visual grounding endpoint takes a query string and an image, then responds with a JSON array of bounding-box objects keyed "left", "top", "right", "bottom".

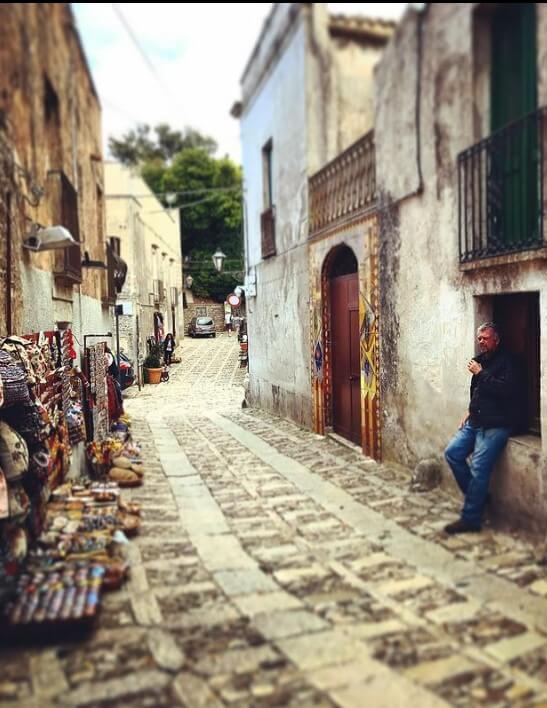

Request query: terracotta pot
[{"left": 144, "top": 367, "right": 163, "bottom": 384}]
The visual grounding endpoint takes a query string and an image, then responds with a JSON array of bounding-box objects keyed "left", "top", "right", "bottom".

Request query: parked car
[{"left": 188, "top": 316, "right": 216, "bottom": 338}]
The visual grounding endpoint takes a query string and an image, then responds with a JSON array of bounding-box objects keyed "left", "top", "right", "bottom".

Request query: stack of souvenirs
[
  {"left": 0, "top": 331, "right": 146, "bottom": 640},
  {"left": 86, "top": 414, "right": 144, "bottom": 487},
  {"left": 0, "top": 333, "right": 75, "bottom": 575}
]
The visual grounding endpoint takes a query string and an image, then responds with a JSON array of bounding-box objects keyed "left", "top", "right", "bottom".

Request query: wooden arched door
[{"left": 329, "top": 247, "right": 361, "bottom": 445}]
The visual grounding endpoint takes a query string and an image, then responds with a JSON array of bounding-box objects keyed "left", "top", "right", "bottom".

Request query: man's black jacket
[{"left": 468, "top": 348, "right": 524, "bottom": 429}]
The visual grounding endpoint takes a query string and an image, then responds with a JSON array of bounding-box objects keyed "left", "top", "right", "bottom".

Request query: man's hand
[
  {"left": 467, "top": 359, "right": 482, "bottom": 375},
  {"left": 459, "top": 413, "right": 469, "bottom": 429}
]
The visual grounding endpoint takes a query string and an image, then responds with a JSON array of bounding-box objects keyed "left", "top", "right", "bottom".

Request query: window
[
  {"left": 262, "top": 139, "right": 273, "bottom": 210},
  {"left": 490, "top": 4, "right": 538, "bottom": 248},
  {"left": 47, "top": 170, "right": 81, "bottom": 284},
  {"left": 478, "top": 293, "right": 540, "bottom": 435},
  {"left": 490, "top": 4, "right": 536, "bottom": 134},
  {"left": 44, "top": 76, "right": 61, "bottom": 172},
  {"left": 260, "top": 139, "right": 276, "bottom": 259},
  {"left": 461, "top": 5, "right": 541, "bottom": 261}
]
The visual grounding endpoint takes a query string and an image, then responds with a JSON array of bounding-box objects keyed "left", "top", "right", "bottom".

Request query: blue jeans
[{"left": 444, "top": 421, "right": 511, "bottom": 526}]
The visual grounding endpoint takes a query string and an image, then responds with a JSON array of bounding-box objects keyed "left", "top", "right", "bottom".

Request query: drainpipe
[{"left": 413, "top": 4, "right": 425, "bottom": 196}]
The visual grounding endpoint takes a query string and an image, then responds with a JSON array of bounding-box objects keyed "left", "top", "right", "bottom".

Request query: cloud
[{"left": 72, "top": 3, "right": 407, "bottom": 163}]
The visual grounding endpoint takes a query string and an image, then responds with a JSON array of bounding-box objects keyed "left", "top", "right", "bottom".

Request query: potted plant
[{"left": 143, "top": 342, "right": 163, "bottom": 384}]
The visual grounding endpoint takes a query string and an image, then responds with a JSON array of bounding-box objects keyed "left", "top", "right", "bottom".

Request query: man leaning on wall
[{"left": 443, "top": 322, "right": 525, "bottom": 534}]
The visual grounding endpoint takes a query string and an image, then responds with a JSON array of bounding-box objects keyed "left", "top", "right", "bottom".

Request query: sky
[{"left": 72, "top": 3, "right": 408, "bottom": 164}]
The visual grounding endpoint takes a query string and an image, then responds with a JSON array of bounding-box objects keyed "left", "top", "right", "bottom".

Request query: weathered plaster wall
[
  {"left": 375, "top": 3, "right": 547, "bottom": 531},
  {"left": 241, "top": 10, "right": 312, "bottom": 425},
  {"left": 241, "top": 3, "right": 390, "bottom": 428}
]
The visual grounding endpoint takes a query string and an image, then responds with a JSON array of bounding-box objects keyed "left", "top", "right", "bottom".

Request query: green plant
[{"left": 143, "top": 342, "right": 162, "bottom": 369}]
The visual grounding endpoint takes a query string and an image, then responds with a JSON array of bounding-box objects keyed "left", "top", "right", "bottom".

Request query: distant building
[{"left": 105, "top": 162, "right": 183, "bottom": 363}]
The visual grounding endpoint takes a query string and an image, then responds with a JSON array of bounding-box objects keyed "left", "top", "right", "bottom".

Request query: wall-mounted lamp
[
  {"left": 185, "top": 275, "right": 193, "bottom": 289},
  {"left": 23, "top": 184, "right": 45, "bottom": 208},
  {"left": 23, "top": 225, "right": 77, "bottom": 252},
  {"left": 15, "top": 163, "right": 45, "bottom": 207}
]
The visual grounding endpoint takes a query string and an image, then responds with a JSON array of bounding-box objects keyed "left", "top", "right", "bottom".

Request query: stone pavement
[{"left": 3, "top": 335, "right": 547, "bottom": 707}]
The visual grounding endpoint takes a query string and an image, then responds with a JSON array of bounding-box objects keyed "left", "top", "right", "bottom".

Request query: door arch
[{"left": 324, "top": 245, "right": 361, "bottom": 445}]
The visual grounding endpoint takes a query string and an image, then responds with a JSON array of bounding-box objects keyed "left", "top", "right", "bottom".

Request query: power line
[
  {"left": 111, "top": 4, "right": 180, "bottom": 111},
  {"left": 146, "top": 192, "right": 233, "bottom": 213},
  {"left": 103, "top": 97, "right": 146, "bottom": 125},
  {"left": 109, "top": 186, "right": 243, "bottom": 201},
  {"left": 168, "top": 186, "right": 243, "bottom": 196}
]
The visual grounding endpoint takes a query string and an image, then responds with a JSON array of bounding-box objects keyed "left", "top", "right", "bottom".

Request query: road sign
[{"left": 227, "top": 293, "right": 240, "bottom": 307}]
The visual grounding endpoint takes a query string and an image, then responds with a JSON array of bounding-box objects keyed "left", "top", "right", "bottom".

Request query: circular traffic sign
[{"left": 227, "top": 293, "right": 240, "bottom": 307}]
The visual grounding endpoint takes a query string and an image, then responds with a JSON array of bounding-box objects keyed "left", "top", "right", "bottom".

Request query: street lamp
[
  {"left": 185, "top": 275, "right": 194, "bottom": 289},
  {"left": 212, "top": 248, "right": 226, "bottom": 273}
]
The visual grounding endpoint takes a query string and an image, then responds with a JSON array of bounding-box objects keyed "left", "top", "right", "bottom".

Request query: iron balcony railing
[
  {"left": 458, "top": 106, "right": 547, "bottom": 263},
  {"left": 308, "top": 130, "right": 376, "bottom": 237}
]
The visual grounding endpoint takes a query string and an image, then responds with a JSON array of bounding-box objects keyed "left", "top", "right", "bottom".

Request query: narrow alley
[{"left": 3, "top": 336, "right": 547, "bottom": 707}]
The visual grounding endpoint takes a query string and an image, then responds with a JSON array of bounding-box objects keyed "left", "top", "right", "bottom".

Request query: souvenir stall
[
  {"left": 83, "top": 341, "right": 109, "bottom": 443},
  {"left": 0, "top": 332, "right": 74, "bottom": 563},
  {"left": 0, "top": 328, "right": 145, "bottom": 641}
]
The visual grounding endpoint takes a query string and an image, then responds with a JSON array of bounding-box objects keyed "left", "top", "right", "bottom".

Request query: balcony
[
  {"left": 260, "top": 206, "right": 276, "bottom": 259},
  {"left": 103, "top": 241, "right": 117, "bottom": 306},
  {"left": 308, "top": 130, "right": 376, "bottom": 238},
  {"left": 47, "top": 170, "right": 82, "bottom": 284},
  {"left": 152, "top": 279, "right": 165, "bottom": 305},
  {"left": 458, "top": 107, "right": 547, "bottom": 264}
]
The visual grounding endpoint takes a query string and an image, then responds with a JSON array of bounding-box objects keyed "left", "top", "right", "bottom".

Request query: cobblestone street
[{"left": 4, "top": 335, "right": 547, "bottom": 707}]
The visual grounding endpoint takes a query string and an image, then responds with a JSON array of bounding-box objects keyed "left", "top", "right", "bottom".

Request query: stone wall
[
  {"left": 184, "top": 303, "right": 226, "bottom": 334},
  {"left": 0, "top": 4, "right": 107, "bottom": 345}
]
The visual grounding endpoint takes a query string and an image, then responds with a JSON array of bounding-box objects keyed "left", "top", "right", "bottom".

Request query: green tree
[
  {"left": 109, "top": 123, "right": 242, "bottom": 302},
  {"left": 159, "top": 149, "right": 243, "bottom": 301},
  {"left": 108, "top": 123, "right": 217, "bottom": 165}
]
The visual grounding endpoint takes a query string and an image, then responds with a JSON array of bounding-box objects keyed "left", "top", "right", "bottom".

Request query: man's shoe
[{"left": 444, "top": 519, "right": 481, "bottom": 535}]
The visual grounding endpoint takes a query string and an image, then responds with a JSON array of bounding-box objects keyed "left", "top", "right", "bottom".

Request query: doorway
[{"left": 328, "top": 246, "right": 361, "bottom": 445}]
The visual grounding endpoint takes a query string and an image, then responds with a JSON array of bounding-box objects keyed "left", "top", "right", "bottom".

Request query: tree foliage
[
  {"left": 161, "top": 150, "right": 243, "bottom": 301},
  {"left": 109, "top": 123, "right": 243, "bottom": 303},
  {"left": 108, "top": 123, "right": 217, "bottom": 166}
]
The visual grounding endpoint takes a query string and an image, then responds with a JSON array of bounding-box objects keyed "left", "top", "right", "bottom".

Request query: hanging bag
[{"left": 0, "top": 351, "right": 30, "bottom": 407}]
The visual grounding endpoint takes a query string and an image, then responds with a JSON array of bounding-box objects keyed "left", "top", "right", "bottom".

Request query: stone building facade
[
  {"left": 374, "top": 3, "right": 547, "bottom": 531},
  {"left": 241, "top": 2, "right": 547, "bottom": 532},
  {"left": 105, "top": 163, "right": 183, "bottom": 365},
  {"left": 236, "top": 2, "right": 394, "bottom": 428},
  {"left": 0, "top": 3, "right": 111, "bottom": 344}
]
